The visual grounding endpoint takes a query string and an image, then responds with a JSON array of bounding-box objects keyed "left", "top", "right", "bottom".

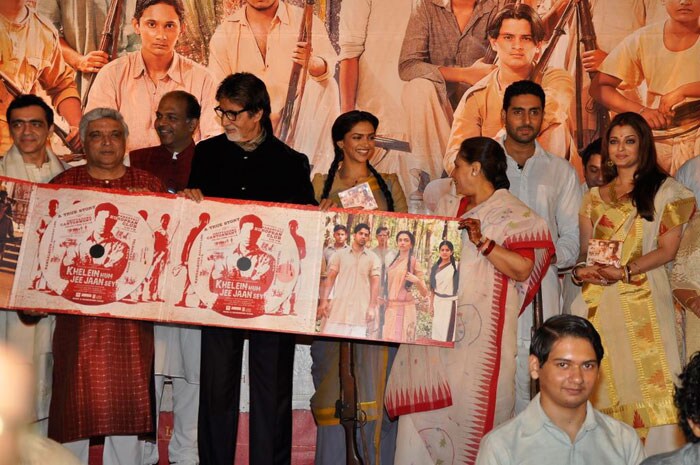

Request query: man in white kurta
[
  {"left": 338, "top": 0, "right": 419, "bottom": 197},
  {"left": 596, "top": 16, "right": 700, "bottom": 174},
  {"left": 499, "top": 132, "right": 582, "bottom": 412},
  {"left": 0, "top": 95, "right": 69, "bottom": 436},
  {"left": 208, "top": 0, "right": 339, "bottom": 174}
]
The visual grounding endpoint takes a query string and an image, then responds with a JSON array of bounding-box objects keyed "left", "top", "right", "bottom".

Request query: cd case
[
  {"left": 586, "top": 239, "right": 622, "bottom": 267},
  {"left": 337, "top": 182, "right": 378, "bottom": 210}
]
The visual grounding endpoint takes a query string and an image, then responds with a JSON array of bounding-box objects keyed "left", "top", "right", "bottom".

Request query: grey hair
[{"left": 79, "top": 107, "right": 130, "bottom": 143}]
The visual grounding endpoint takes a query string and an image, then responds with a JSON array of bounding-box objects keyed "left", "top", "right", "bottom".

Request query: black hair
[
  {"left": 530, "top": 315, "right": 604, "bottom": 365},
  {"left": 487, "top": 3, "right": 546, "bottom": 43},
  {"left": 353, "top": 223, "right": 370, "bottom": 234},
  {"left": 503, "top": 80, "right": 546, "bottom": 112},
  {"left": 322, "top": 111, "right": 395, "bottom": 212},
  {"left": 457, "top": 137, "right": 510, "bottom": 190},
  {"left": 430, "top": 240, "right": 458, "bottom": 294},
  {"left": 134, "top": 0, "right": 185, "bottom": 22},
  {"left": 162, "top": 90, "right": 201, "bottom": 119},
  {"left": 333, "top": 224, "right": 347, "bottom": 233},
  {"left": 376, "top": 226, "right": 389, "bottom": 235},
  {"left": 6, "top": 94, "right": 54, "bottom": 127},
  {"left": 601, "top": 112, "right": 667, "bottom": 221},
  {"left": 216, "top": 73, "right": 273, "bottom": 134},
  {"left": 676, "top": 351, "right": 700, "bottom": 442},
  {"left": 388, "top": 230, "right": 417, "bottom": 290},
  {"left": 581, "top": 138, "right": 602, "bottom": 168}
]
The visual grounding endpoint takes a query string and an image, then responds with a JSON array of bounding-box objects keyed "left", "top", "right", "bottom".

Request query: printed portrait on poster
[
  {"left": 316, "top": 210, "right": 461, "bottom": 345},
  {"left": 38, "top": 200, "right": 154, "bottom": 305}
]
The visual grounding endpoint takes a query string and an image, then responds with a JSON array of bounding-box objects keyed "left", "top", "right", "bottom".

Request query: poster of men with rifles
[{"left": 2, "top": 0, "right": 697, "bottom": 196}]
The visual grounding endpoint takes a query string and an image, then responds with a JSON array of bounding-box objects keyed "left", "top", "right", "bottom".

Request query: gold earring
[
  {"left": 606, "top": 160, "right": 614, "bottom": 167},
  {"left": 471, "top": 171, "right": 478, "bottom": 177}
]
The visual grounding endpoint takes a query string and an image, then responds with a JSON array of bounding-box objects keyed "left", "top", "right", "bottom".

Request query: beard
[{"left": 506, "top": 124, "right": 538, "bottom": 144}]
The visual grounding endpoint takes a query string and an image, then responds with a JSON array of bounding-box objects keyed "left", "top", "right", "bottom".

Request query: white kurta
[
  {"left": 338, "top": 0, "right": 419, "bottom": 196},
  {"left": 208, "top": 2, "right": 339, "bottom": 174}
]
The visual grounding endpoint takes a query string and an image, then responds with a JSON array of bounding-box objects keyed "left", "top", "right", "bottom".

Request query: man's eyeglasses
[{"left": 214, "top": 106, "right": 250, "bottom": 122}]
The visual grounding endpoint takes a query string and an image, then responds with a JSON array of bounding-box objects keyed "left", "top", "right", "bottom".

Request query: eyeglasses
[{"left": 214, "top": 106, "right": 250, "bottom": 122}]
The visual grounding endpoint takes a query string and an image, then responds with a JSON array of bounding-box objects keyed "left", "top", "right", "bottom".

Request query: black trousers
[{"left": 198, "top": 326, "right": 295, "bottom": 465}]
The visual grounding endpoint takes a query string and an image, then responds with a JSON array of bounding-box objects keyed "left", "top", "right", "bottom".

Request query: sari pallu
[
  {"left": 578, "top": 178, "right": 695, "bottom": 436},
  {"left": 385, "top": 189, "right": 554, "bottom": 465}
]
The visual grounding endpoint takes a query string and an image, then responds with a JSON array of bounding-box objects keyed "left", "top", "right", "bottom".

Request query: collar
[
  {"left": 235, "top": 128, "right": 267, "bottom": 152},
  {"left": 498, "top": 133, "right": 549, "bottom": 167},
  {"left": 232, "top": 1, "right": 290, "bottom": 27},
  {"left": 163, "top": 140, "right": 195, "bottom": 159},
  {"left": 520, "top": 394, "right": 598, "bottom": 439},
  {"left": 132, "top": 51, "right": 184, "bottom": 85}
]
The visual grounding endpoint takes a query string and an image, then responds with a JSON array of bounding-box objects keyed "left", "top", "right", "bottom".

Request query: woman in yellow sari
[{"left": 572, "top": 112, "right": 696, "bottom": 449}]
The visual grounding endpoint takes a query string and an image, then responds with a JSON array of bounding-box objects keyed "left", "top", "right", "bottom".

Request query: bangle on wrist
[
  {"left": 685, "top": 295, "right": 700, "bottom": 308},
  {"left": 571, "top": 262, "right": 586, "bottom": 287},
  {"left": 478, "top": 237, "right": 490, "bottom": 252},
  {"left": 482, "top": 240, "right": 496, "bottom": 257},
  {"left": 475, "top": 237, "right": 486, "bottom": 249}
]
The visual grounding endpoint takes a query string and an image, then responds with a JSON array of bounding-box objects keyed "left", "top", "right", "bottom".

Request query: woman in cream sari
[
  {"left": 572, "top": 112, "right": 695, "bottom": 448},
  {"left": 385, "top": 137, "right": 554, "bottom": 464}
]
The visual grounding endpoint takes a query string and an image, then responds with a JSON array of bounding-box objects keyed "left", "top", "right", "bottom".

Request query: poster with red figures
[
  {"left": 164, "top": 199, "right": 321, "bottom": 335},
  {"left": 5, "top": 176, "right": 458, "bottom": 346}
]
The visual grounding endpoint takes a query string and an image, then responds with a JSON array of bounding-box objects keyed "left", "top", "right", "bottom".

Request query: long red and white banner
[{"left": 1, "top": 176, "right": 461, "bottom": 346}]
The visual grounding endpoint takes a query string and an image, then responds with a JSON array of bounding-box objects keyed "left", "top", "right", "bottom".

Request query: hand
[
  {"left": 66, "top": 126, "right": 83, "bottom": 152},
  {"left": 459, "top": 218, "right": 483, "bottom": 246},
  {"left": 640, "top": 108, "right": 671, "bottom": 130},
  {"left": 292, "top": 41, "right": 312, "bottom": 67},
  {"left": 575, "top": 264, "right": 610, "bottom": 285},
  {"left": 597, "top": 265, "right": 624, "bottom": 283},
  {"left": 76, "top": 51, "right": 109, "bottom": 74},
  {"left": 365, "top": 304, "right": 377, "bottom": 323},
  {"left": 581, "top": 49, "right": 608, "bottom": 73},
  {"left": 686, "top": 295, "right": 700, "bottom": 318},
  {"left": 58, "top": 152, "right": 85, "bottom": 163},
  {"left": 658, "top": 87, "right": 685, "bottom": 118},
  {"left": 404, "top": 272, "right": 420, "bottom": 284},
  {"left": 462, "top": 59, "right": 496, "bottom": 83},
  {"left": 178, "top": 188, "right": 204, "bottom": 202},
  {"left": 318, "top": 198, "right": 337, "bottom": 211},
  {"left": 317, "top": 299, "right": 330, "bottom": 319}
]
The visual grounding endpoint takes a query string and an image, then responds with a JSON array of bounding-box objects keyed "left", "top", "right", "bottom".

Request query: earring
[
  {"left": 606, "top": 160, "right": 614, "bottom": 167},
  {"left": 471, "top": 171, "right": 478, "bottom": 177}
]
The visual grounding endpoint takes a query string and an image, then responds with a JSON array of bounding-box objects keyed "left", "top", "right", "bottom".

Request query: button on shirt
[{"left": 475, "top": 394, "right": 646, "bottom": 465}]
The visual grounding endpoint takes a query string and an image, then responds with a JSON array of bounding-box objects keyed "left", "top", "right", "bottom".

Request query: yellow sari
[{"left": 580, "top": 179, "right": 695, "bottom": 436}]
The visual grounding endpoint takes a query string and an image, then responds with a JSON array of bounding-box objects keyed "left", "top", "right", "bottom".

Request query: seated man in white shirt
[{"left": 475, "top": 314, "right": 645, "bottom": 465}]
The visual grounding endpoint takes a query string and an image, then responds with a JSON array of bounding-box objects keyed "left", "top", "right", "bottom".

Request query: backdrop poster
[{"left": 4, "top": 176, "right": 460, "bottom": 346}]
